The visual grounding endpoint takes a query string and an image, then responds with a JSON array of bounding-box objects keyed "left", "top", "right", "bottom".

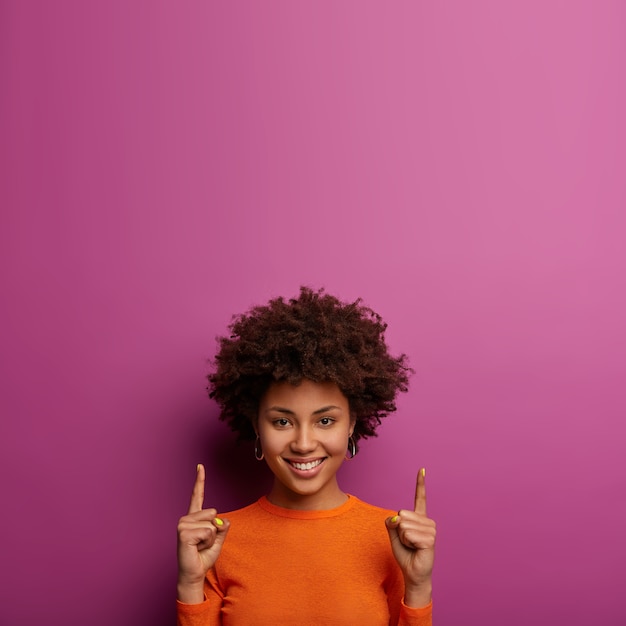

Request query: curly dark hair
[{"left": 208, "top": 287, "right": 412, "bottom": 444}]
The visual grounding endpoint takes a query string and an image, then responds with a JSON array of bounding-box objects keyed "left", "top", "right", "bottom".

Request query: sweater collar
[{"left": 257, "top": 494, "right": 358, "bottom": 519}]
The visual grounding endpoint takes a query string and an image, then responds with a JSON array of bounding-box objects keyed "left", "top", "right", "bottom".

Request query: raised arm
[
  {"left": 386, "top": 468, "right": 436, "bottom": 609},
  {"left": 177, "top": 464, "right": 230, "bottom": 604}
]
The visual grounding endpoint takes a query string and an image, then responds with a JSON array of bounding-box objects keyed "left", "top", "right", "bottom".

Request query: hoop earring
[
  {"left": 254, "top": 436, "right": 264, "bottom": 461},
  {"left": 345, "top": 436, "right": 357, "bottom": 460}
]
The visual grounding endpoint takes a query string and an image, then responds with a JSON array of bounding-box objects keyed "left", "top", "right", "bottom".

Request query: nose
[{"left": 290, "top": 425, "right": 316, "bottom": 454}]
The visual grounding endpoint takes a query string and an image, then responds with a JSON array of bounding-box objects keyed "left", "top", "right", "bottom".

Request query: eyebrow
[{"left": 265, "top": 405, "right": 343, "bottom": 416}]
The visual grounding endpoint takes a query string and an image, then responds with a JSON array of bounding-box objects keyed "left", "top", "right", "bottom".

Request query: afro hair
[{"left": 208, "top": 287, "right": 412, "bottom": 443}]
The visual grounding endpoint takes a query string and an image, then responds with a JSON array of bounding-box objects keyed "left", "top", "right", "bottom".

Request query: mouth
[{"left": 284, "top": 458, "right": 326, "bottom": 473}]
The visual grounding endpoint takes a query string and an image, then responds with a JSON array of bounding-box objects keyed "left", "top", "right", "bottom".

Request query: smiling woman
[
  {"left": 257, "top": 379, "right": 354, "bottom": 510},
  {"left": 176, "top": 287, "right": 436, "bottom": 625}
]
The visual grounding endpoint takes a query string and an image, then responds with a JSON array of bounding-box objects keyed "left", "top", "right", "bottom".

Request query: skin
[
  {"left": 176, "top": 463, "right": 230, "bottom": 604},
  {"left": 177, "top": 379, "right": 436, "bottom": 608},
  {"left": 385, "top": 468, "right": 436, "bottom": 608},
  {"left": 256, "top": 379, "right": 355, "bottom": 510}
]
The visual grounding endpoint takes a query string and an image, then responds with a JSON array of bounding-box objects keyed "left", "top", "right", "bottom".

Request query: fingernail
[
  {"left": 214, "top": 517, "right": 224, "bottom": 526},
  {"left": 421, "top": 467, "right": 426, "bottom": 477},
  {"left": 390, "top": 515, "right": 399, "bottom": 523},
  {"left": 196, "top": 464, "right": 201, "bottom": 472}
]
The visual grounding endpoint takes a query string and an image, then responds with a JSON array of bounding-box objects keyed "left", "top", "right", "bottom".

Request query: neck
[{"left": 267, "top": 480, "right": 348, "bottom": 511}]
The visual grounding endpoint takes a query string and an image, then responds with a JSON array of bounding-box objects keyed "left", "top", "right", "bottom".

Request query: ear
[{"left": 349, "top": 415, "right": 356, "bottom": 437}]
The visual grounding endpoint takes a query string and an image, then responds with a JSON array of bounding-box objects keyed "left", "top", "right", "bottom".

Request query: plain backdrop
[{"left": 1, "top": 2, "right": 625, "bottom": 625}]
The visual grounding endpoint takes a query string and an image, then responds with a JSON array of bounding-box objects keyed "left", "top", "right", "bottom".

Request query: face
[{"left": 256, "top": 379, "right": 355, "bottom": 510}]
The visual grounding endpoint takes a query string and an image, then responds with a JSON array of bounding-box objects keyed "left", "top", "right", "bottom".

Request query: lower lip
[{"left": 286, "top": 459, "right": 326, "bottom": 478}]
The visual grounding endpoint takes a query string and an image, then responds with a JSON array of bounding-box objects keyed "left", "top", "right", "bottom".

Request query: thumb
[
  {"left": 211, "top": 517, "right": 231, "bottom": 550},
  {"left": 385, "top": 514, "right": 400, "bottom": 540}
]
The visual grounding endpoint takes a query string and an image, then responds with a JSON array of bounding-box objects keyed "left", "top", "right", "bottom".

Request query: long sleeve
[
  {"left": 176, "top": 599, "right": 212, "bottom": 626},
  {"left": 176, "top": 496, "right": 434, "bottom": 625},
  {"left": 176, "top": 576, "right": 223, "bottom": 626},
  {"left": 398, "top": 600, "right": 433, "bottom": 626}
]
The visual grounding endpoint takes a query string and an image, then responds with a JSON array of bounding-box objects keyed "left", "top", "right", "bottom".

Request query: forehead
[{"left": 260, "top": 379, "right": 349, "bottom": 411}]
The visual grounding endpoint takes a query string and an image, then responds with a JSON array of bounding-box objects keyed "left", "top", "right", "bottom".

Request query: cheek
[
  {"left": 258, "top": 428, "right": 288, "bottom": 453},
  {"left": 327, "top": 430, "right": 352, "bottom": 454}
]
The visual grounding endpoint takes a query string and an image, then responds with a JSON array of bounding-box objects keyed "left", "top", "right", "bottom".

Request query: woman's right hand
[{"left": 177, "top": 464, "right": 230, "bottom": 604}]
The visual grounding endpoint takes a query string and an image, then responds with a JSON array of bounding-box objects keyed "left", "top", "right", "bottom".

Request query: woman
[{"left": 177, "top": 287, "right": 436, "bottom": 625}]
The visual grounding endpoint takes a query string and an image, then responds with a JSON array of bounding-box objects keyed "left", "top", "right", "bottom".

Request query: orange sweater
[{"left": 177, "top": 495, "right": 432, "bottom": 625}]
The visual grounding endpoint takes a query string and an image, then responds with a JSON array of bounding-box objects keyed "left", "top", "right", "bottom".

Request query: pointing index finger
[
  {"left": 188, "top": 463, "right": 205, "bottom": 514},
  {"left": 414, "top": 467, "right": 427, "bottom": 515}
]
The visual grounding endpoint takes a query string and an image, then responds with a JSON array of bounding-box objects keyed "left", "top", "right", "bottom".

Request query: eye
[
  {"left": 319, "top": 417, "right": 335, "bottom": 426},
  {"left": 273, "top": 418, "right": 291, "bottom": 428}
]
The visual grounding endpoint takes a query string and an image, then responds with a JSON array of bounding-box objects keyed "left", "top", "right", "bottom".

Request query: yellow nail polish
[
  {"left": 196, "top": 464, "right": 201, "bottom": 472},
  {"left": 391, "top": 515, "right": 399, "bottom": 523},
  {"left": 421, "top": 467, "right": 426, "bottom": 477},
  {"left": 215, "top": 517, "right": 224, "bottom": 526}
]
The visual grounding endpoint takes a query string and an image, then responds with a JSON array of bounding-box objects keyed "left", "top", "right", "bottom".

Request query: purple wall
[{"left": 2, "top": 2, "right": 625, "bottom": 625}]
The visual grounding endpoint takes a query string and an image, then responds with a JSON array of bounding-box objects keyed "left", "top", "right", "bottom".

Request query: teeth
[{"left": 292, "top": 459, "right": 323, "bottom": 471}]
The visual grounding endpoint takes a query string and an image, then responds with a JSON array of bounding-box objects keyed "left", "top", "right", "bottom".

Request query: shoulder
[
  {"left": 350, "top": 495, "right": 395, "bottom": 515},
  {"left": 345, "top": 496, "right": 395, "bottom": 523},
  {"left": 222, "top": 500, "right": 264, "bottom": 520}
]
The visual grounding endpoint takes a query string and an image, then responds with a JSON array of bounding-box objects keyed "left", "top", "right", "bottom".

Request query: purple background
[{"left": 2, "top": 2, "right": 625, "bottom": 625}]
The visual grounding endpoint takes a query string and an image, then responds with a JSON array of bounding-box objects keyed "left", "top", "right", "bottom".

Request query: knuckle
[{"left": 177, "top": 518, "right": 191, "bottom": 533}]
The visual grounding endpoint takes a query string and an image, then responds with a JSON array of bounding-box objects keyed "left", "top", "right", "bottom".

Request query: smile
[{"left": 286, "top": 458, "right": 325, "bottom": 471}]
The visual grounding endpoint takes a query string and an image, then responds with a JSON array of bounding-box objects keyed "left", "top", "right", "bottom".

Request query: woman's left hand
[{"left": 386, "top": 468, "right": 436, "bottom": 608}]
